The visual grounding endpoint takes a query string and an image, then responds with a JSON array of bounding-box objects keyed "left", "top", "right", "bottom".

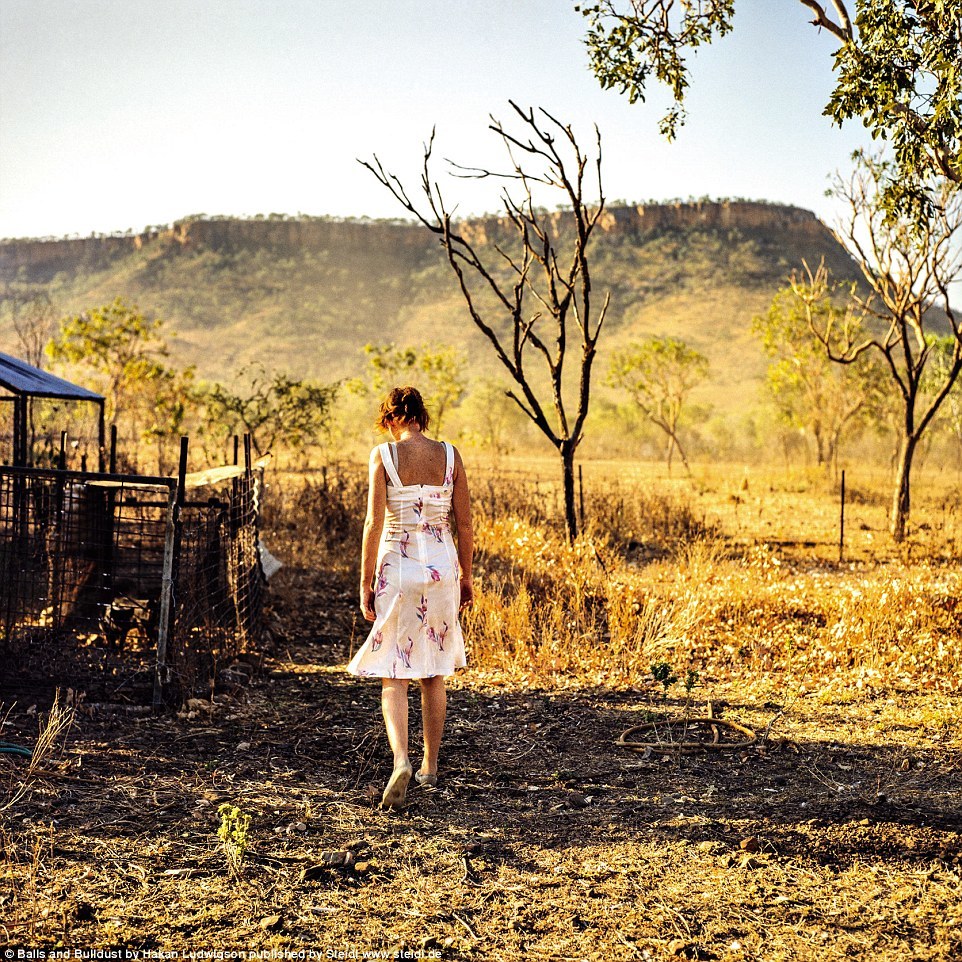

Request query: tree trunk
[
  {"left": 561, "top": 441, "right": 578, "bottom": 541},
  {"left": 673, "top": 433, "right": 693, "bottom": 479},
  {"left": 890, "top": 434, "right": 918, "bottom": 542}
]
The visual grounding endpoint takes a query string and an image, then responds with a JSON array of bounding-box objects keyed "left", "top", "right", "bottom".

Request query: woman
[{"left": 348, "top": 386, "right": 474, "bottom": 808}]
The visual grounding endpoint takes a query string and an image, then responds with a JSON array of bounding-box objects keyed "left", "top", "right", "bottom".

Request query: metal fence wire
[{"left": 0, "top": 461, "right": 264, "bottom": 706}]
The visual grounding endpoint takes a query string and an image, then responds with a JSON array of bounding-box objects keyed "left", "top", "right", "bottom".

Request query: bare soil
[{"left": 2, "top": 563, "right": 961, "bottom": 961}]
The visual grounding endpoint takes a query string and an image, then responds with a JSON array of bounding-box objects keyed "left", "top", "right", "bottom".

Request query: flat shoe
[
  {"left": 381, "top": 761, "right": 413, "bottom": 808},
  {"left": 415, "top": 772, "right": 438, "bottom": 788}
]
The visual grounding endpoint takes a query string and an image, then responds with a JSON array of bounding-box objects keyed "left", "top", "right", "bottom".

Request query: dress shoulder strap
[
  {"left": 379, "top": 442, "right": 403, "bottom": 487},
  {"left": 442, "top": 441, "right": 455, "bottom": 486}
]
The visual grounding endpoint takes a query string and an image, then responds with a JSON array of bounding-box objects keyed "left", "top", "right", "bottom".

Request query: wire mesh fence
[{"left": 0, "top": 457, "right": 264, "bottom": 706}]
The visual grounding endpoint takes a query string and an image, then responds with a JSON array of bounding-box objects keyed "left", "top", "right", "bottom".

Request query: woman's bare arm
[
  {"left": 450, "top": 446, "right": 474, "bottom": 610},
  {"left": 359, "top": 447, "right": 387, "bottom": 621}
]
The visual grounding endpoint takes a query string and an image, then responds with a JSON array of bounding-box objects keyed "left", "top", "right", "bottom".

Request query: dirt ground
[{"left": 2, "top": 563, "right": 961, "bottom": 961}]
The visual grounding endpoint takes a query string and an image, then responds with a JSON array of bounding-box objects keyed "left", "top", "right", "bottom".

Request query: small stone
[
  {"left": 568, "top": 792, "right": 591, "bottom": 809},
  {"left": 259, "top": 915, "right": 282, "bottom": 931},
  {"left": 353, "top": 860, "right": 371, "bottom": 873},
  {"left": 697, "top": 840, "right": 717, "bottom": 852},
  {"left": 740, "top": 854, "right": 762, "bottom": 869},
  {"left": 740, "top": 836, "right": 761, "bottom": 853},
  {"left": 321, "top": 849, "right": 352, "bottom": 867},
  {"left": 857, "top": 818, "right": 871, "bottom": 827},
  {"left": 294, "top": 821, "right": 308, "bottom": 832}
]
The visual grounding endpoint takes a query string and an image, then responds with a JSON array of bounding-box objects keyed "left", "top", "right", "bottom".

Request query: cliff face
[{"left": 0, "top": 201, "right": 832, "bottom": 283}]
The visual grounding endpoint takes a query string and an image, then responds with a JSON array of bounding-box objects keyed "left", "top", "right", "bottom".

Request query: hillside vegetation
[{"left": 0, "top": 202, "right": 861, "bottom": 414}]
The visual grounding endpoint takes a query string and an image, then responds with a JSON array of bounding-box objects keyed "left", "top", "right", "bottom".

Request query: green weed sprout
[
  {"left": 217, "top": 803, "right": 251, "bottom": 876},
  {"left": 651, "top": 661, "right": 678, "bottom": 692}
]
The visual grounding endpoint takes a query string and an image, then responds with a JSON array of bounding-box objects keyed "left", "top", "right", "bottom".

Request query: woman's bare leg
[
  {"left": 419, "top": 676, "right": 447, "bottom": 777},
  {"left": 381, "top": 679, "right": 412, "bottom": 806}
]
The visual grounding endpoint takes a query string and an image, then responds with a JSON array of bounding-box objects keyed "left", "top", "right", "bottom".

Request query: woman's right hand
[
  {"left": 360, "top": 587, "right": 377, "bottom": 622},
  {"left": 459, "top": 577, "right": 474, "bottom": 612}
]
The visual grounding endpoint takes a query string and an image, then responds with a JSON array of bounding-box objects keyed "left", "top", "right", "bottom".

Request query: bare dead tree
[
  {"left": 4, "top": 289, "right": 57, "bottom": 368},
  {"left": 798, "top": 152, "right": 962, "bottom": 541},
  {"left": 360, "top": 102, "right": 610, "bottom": 539}
]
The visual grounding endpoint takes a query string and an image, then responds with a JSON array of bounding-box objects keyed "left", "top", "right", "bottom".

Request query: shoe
[
  {"left": 381, "top": 761, "right": 413, "bottom": 808},
  {"left": 415, "top": 771, "right": 438, "bottom": 788}
]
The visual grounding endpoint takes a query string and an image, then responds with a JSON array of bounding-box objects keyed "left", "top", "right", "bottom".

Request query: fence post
[
  {"left": 839, "top": 469, "right": 846, "bottom": 564},
  {"left": 154, "top": 484, "right": 178, "bottom": 711},
  {"left": 109, "top": 424, "right": 118, "bottom": 474},
  {"left": 153, "top": 436, "right": 189, "bottom": 710}
]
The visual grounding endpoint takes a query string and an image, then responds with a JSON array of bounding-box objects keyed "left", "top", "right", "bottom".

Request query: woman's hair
[{"left": 375, "top": 386, "right": 431, "bottom": 432}]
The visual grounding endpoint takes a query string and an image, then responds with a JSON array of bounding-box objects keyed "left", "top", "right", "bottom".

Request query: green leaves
[
  {"left": 46, "top": 297, "right": 170, "bottom": 424},
  {"left": 200, "top": 364, "right": 338, "bottom": 458},
  {"left": 579, "top": 0, "right": 735, "bottom": 138},
  {"left": 579, "top": 0, "right": 962, "bottom": 208},
  {"left": 357, "top": 342, "right": 467, "bottom": 434}
]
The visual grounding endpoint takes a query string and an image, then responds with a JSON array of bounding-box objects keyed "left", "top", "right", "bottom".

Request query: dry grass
[
  {"left": 258, "top": 458, "right": 962, "bottom": 694},
  {"left": 2, "top": 456, "right": 961, "bottom": 957}
]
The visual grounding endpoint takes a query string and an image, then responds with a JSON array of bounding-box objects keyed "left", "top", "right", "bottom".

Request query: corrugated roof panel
[{"left": 0, "top": 352, "right": 104, "bottom": 401}]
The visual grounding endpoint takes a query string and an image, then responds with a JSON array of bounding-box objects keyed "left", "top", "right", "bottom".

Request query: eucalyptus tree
[
  {"left": 753, "top": 284, "right": 883, "bottom": 475},
  {"left": 794, "top": 154, "right": 962, "bottom": 540},
  {"left": 577, "top": 0, "right": 962, "bottom": 212},
  {"left": 607, "top": 335, "right": 709, "bottom": 476},
  {"left": 359, "top": 342, "right": 467, "bottom": 435}
]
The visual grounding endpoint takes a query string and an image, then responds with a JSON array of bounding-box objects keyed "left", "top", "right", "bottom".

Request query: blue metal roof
[{"left": 0, "top": 352, "right": 104, "bottom": 401}]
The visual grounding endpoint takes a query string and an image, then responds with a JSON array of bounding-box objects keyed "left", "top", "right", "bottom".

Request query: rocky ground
[{"left": 2, "top": 564, "right": 961, "bottom": 961}]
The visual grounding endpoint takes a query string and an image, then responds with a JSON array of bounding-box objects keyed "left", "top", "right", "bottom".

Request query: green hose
[{"left": 0, "top": 740, "right": 32, "bottom": 758}]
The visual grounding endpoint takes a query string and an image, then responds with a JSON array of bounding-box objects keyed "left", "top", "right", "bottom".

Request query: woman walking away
[{"left": 348, "top": 386, "right": 474, "bottom": 808}]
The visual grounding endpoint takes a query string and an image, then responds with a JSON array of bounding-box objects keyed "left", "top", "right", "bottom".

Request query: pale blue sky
[{"left": 0, "top": 0, "right": 872, "bottom": 240}]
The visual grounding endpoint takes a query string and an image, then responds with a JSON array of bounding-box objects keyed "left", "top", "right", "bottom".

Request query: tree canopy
[{"left": 578, "top": 0, "right": 962, "bottom": 210}]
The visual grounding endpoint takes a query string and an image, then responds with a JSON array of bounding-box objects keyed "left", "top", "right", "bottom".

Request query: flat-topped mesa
[
  {"left": 0, "top": 217, "right": 433, "bottom": 282},
  {"left": 606, "top": 200, "right": 827, "bottom": 235},
  {"left": 0, "top": 201, "right": 831, "bottom": 282},
  {"left": 458, "top": 200, "right": 830, "bottom": 245}
]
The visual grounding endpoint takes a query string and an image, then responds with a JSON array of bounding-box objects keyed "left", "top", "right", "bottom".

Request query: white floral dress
[{"left": 347, "top": 441, "right": 467, "bottom": 679}]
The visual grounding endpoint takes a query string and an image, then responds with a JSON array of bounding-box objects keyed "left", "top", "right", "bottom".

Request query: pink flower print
[
  {"left": 427, "top": 621, "right": 449, "bottom": 651},
  {"left": 444, "top": 466, "right": 454, "bottom": 486},
  {"left": 416, "top": 594, "right": 428, "bottom": 625},
  {"left": 372, "top": 630, "right": 383, "bottom": 651},
  {"left": 426, "top": 565, "right": 442, "bottom": 582},
  {"left": 375, "top": 561, "right": 391, "bottom": 596},
  {"left": 400, "top": 531, "right": 411, "bottom": 558},
  {"left": 413, "top": 497, "right": 423, "bottom": 519},
  {"left": 396, "top": 638, "right": 414, "bottom": 670}
]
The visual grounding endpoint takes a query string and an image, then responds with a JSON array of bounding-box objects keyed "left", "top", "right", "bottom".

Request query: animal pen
[{"left": 0, "top": 355, "right": 265, "bottom": 707}]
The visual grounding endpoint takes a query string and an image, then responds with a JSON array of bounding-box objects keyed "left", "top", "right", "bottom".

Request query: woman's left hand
[{"left": 360, "top": 587, "right": 377, "bottom": 622}]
